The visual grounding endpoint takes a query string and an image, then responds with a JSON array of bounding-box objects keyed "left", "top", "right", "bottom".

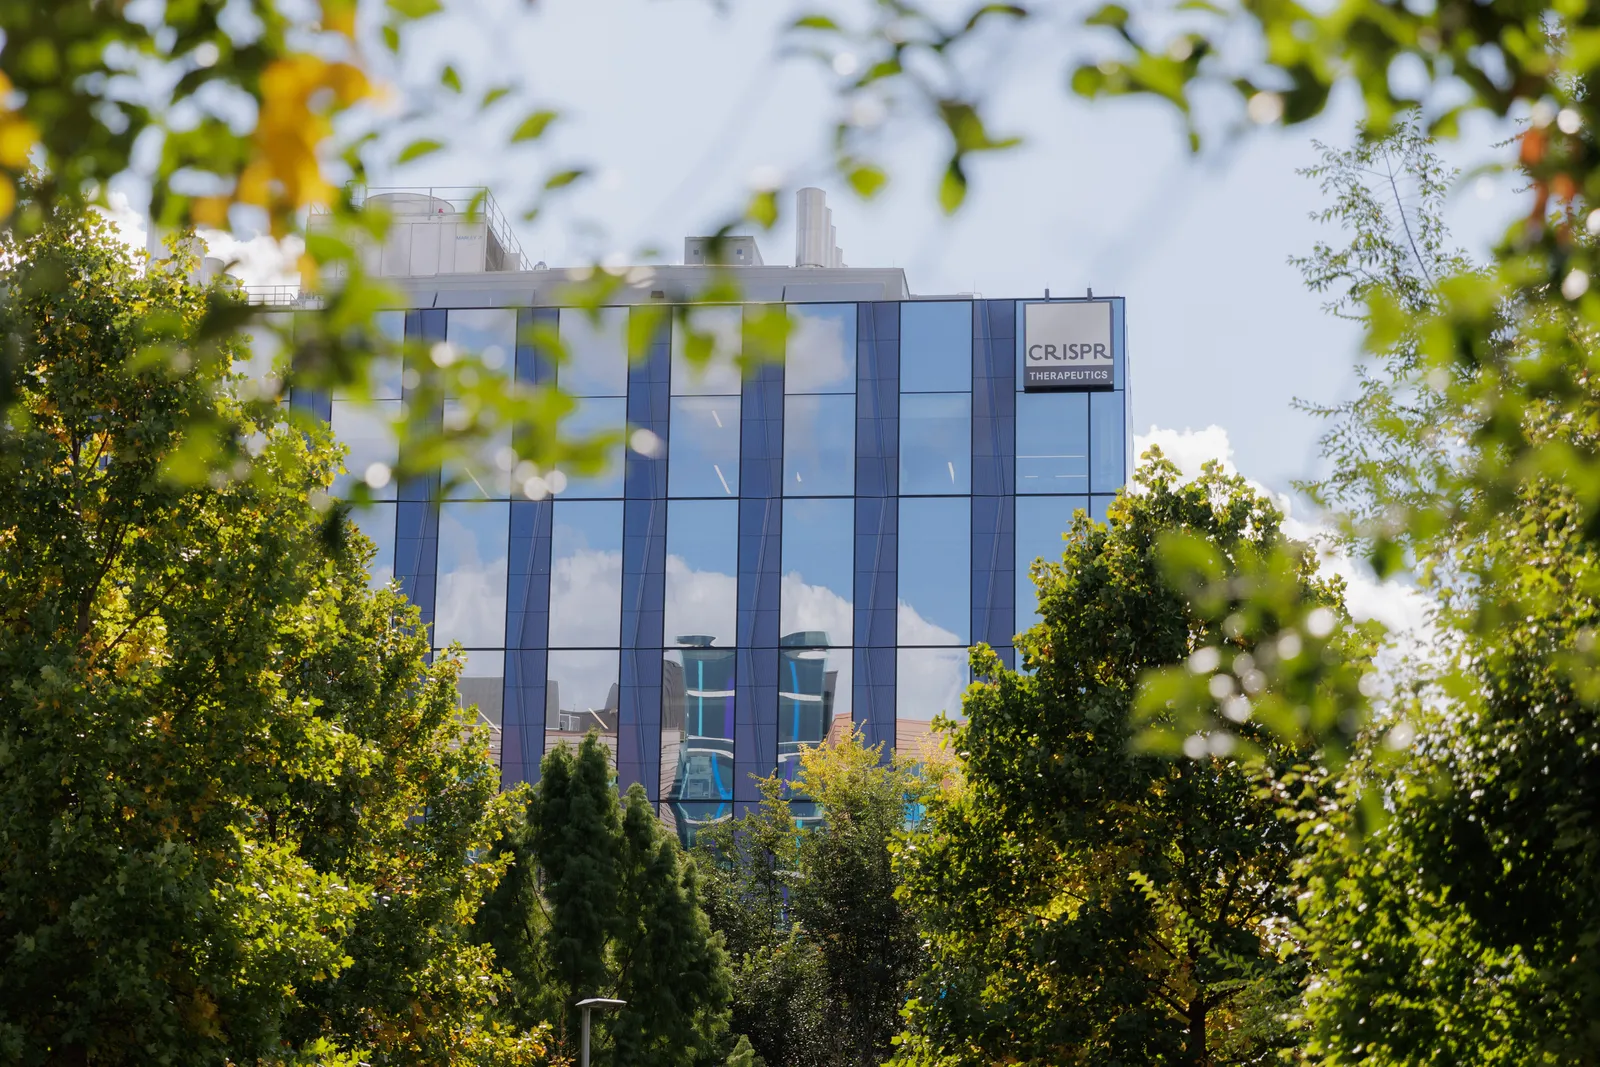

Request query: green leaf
[
  {"left": 543, "top": 168, "right": 586, "bottom": 190},
  {"left": 938, "top": 160, "right": 967, "bottom": 215},
  {"left": 791, "top": 14, "right": 842, "bottom": 30},
  {"left": 511, "top": 109, "right": 559, "bottom": 143},
  {"left": 965, "top": 4, "right": 1029, "bottom": 32},
  {"left": 846, "top": 162, "right": 888, "bottom": 199},
  {"left": 440, "top": 65, "right": 461, "bottom": 93},
  {"left": 481, "top": 85, "right": 513, "bottom": 109},
  {"left": 1084, "top": 4, "right": 1130, "bottom": 28},
  {"left": 386, "top": 0, "right": 443, "bottom": 19},
  {"left": 397, "top": 138, "right": 445, "bottom": 164},
  {"left": 748, "top": 189, "right": 779, "bottom": 228}
]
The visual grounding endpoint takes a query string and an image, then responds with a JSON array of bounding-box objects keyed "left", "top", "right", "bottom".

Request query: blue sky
[{"left": 349, "top": 0, "right": 1526, "bottom": 501}]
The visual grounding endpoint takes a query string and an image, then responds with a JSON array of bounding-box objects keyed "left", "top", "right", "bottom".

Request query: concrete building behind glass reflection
[{"left": 270, "top": 186, "right": 1131, "bottom": 843}]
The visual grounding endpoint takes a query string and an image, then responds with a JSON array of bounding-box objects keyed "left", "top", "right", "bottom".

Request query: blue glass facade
[{"left": 338, "top": 297, "right": 1130, "bottom": 842}]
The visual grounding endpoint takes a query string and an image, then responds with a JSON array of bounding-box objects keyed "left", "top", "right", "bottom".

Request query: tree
[
  {"left": 0, "top": 202, "right": 539, "bottom": 1066},
  {"left": 479, "top": 734, "right": 734, "bottom": 1067},
  {"left": 1282, "top": 122, "right": 1600, "bottom": 1067},
  {"left": 892, "top": 456, "right": 1361, "bottom": 1067},
  {"left": 694, "top": 731, "right": 939, "bottom": 1067}
]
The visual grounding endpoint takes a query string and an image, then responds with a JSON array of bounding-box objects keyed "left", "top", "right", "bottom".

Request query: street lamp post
[{"left": 575, "top": 997, "right": 626, "bottom": 1067}]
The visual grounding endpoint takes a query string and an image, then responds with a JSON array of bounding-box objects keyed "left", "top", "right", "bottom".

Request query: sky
[
  {"left": 332, "top": 0, "right": 1528, "bottom": 503},
  {"left": 119, "top": 0, "right": 1530, "bottom": 637}
]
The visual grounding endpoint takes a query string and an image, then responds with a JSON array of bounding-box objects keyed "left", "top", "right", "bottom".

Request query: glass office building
[{"left": 279, "top": 188, "right": 1131, "bottom": 843}]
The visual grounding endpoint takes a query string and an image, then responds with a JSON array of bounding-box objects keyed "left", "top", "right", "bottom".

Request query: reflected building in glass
[{"left": 277, "top": 186, "right": 1130, "bottom": 844}]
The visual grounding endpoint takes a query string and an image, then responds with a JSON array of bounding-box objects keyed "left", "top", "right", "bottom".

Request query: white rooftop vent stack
[{"left": 795, "top": 187, "right": 832, "bottom": 268}]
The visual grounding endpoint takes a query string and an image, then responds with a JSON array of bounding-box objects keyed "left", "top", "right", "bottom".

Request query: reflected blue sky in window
[
  {"left": 445, "top": 309, "right": 516, "bottom": 380},
  {"left": 669, "top": 396, "right": 739, "bottom": 497},
  {"left": 560, "top": 396, "right": 626, "bottom": 498},
  {"left": 435, "top": 501, "right": 510, "bottom": 648},
  {"left": 784, "top": 394, "right": 855, "bottom": 496},
  {"left": 548, "top": 500, "right": 624, "bottom": 647},
  {"left": 348, "top": 502, "right": 396, "bottom": 590},
  {"left": 331, "top": 400, "right": 400, "bottom": 499},
  {"left": 1017, "top": 391, "right": 1088, "bottom": 494},
  {"left": 900, "top": 302, "right": 972, "bottom": 392},
  {"left": 334, "top": 310, "right": 404, "bottom": 400},
  {"left": 559, "top": 307, "right": 629, "bottom": 397},
  {"left": 786, "top": 304, "right": 856, "bottom": 393},
  {"left": 665, "top": 499, "right": 738, "bottom": 647},
  {"left": 672, "top": 306, "right": 743, "bottom": 395},
  {"left": 898, "top": 497, "right": 969, "bottom": 645},
  {"left": 781, "top": 498, "right": 853, "bottom": 646},
  {"left": 1090, "top": 390, "right": 1127, "bottom": 493},
  {"left": 1015, "top": 495, "right": 1087, "bottom": 633},
  {"left": 442, "top": 398, "right": 513, "bottom": 500},
  {"left": 899, "top": 392, "right": 971, "bottom": 495}
]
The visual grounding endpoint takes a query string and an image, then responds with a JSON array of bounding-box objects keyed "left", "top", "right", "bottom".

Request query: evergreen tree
[{"left": 481, "top": 735, "right": 734, "bottom": 1067}]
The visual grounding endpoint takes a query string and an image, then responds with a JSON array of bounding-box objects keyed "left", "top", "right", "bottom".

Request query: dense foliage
[
  {"left": 694, "top": 733, "right": 936, "bottom": 1067},
  {"left": 1282, "top": 126, "right": 1600, "bottom": 1066},
  {"left": 479, "top": 734, "right": 734, "bottom": 1067},
  {"left": 0, "top": 205, "right": 538, "bottom": 1067},
  {"left": 893, "top": 457, "right": 1358, "bottom": 1067}
]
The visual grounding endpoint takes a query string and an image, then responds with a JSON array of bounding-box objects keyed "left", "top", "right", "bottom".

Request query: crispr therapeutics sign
[{"left": 1023, "top": 300, "right": 1115, "bottom": 391}]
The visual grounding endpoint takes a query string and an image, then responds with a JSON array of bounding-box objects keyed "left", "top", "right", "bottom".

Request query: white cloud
[
  {"left": 1132, "top": 424, "right": 1432, "bottom": 640},
  {"left": 548, "top": 547, "right": 625, "bottom": 647},
  {"left": 1134, "top": 423, "right": 1237, "bottom": 480},
  {"left": 665, "top": 555, "right": 738, "bottom": 644},
  {"left": 780, "top": 572, "right": 854, "bottom": 645},
  {"left": 94, "top": 192, "right": 302, "bottom": 289}
]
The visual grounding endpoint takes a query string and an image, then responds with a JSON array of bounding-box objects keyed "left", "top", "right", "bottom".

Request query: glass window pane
[
  {"left": 442, "top": 398, "right": 513, "bottom": 500},
  {"left": 898, "top": 497, "right": 969, "bottom": 645},
  {"left": 1091, "top": 496, "right": 1113, "bottom": 524},
  {"left": 1017, "top": 391, "right": 1088, "bottom": 494},
  {"left": 1015, "top": 496, "right": 1086, "bottom": 633},
  {"left": 660, "top": 646, "right": 737, "bottom": 838},
  {"left": 896, "top": 647, "right": 969, "bottom": 760},
  {"left": 669, "top": 396, "right": 739, "bottom": 497},
  {"left": 435, "top": 501, "right": 510, "bottom": 648},
  {"left": 1090, "top": 390, "right": 1126, "bottom": 493},
  {"left": 546, "top": 649, "right": 619, "bottom": 762},
  {"left": 349, "top": 501, "right": 396, "bottom": 590},
  {"left": 333, "top": 310, "right": 405, "bottom": 400},
  {"left": 446, "top": 308, "right": 516, "bottom": 378},
  {"left": 899, "top": 392, "right": 971, "bottom": 495},
  {"left": 783, "top": 394, "right": 855, "bottom": 496},
  {"left": 453, "top": 649, "right": 505, "bottom": 770},
  {"left": 331, "top": 399, "right": 400, "bottom": 499},
  {"left": 777, "top": 646, "right": 852, "bottom": 785},
  {"left": 901, "top": 301, "right": 972, "bottom": 393},
  {"left": 235, "top": 312, "right": 291, "bottom": 396},
  {"left": 665, "top": 500, "right": 739, "bottom": 647},
  {"left": 786, "top": 304, "right": 856, "bottom": 393},
  {"left": 560, "top": 307, "right": 629, "bottom": 397},
  {"left": 672, "top": 306, "right": 743, "bottom": 395},
  {"left": 781, "top": 498, "right": 854, "bottom": 646},
  {"left": 548, "top": 501, "right": 624, "bottom": 647},
  {"left": 559, "top": 396, "right": 626, "bottom": 499}
]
